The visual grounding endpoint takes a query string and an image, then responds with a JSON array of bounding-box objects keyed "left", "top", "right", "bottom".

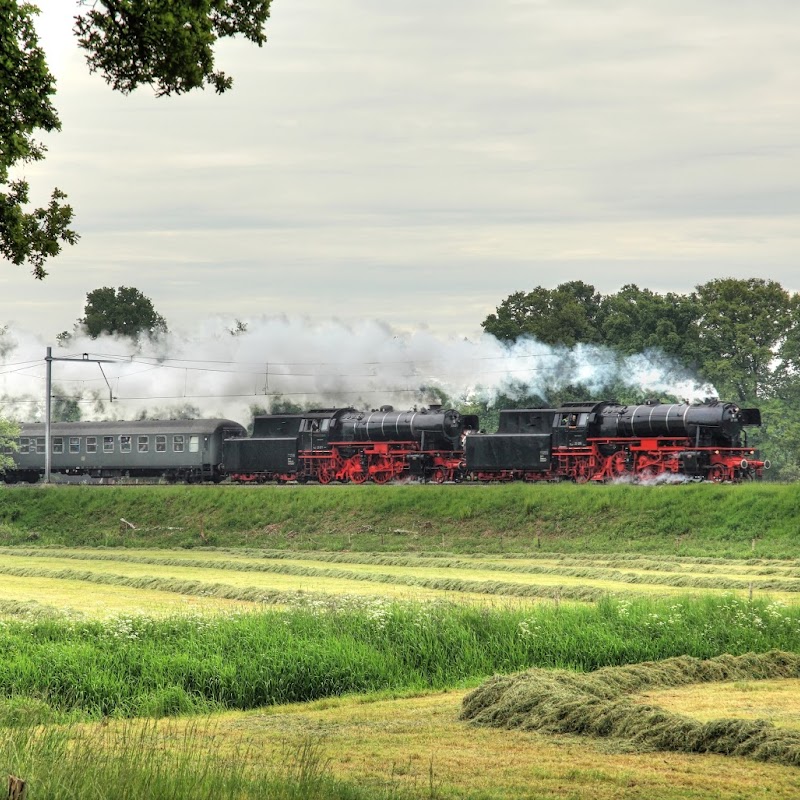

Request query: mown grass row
[
  {"left": 461, "top": 650, "right": 800, "bottom": 767},
  {"left": 4, "top": 548, "right": 800, "bottom": 597},
  {"left": 0, "top": 564, "right": 610, "bottom": 603},
  {"left": 1, "top": 595, "right": 799, "bottom": 721},
  {"left": 10, "top": 545, "right": 800, "bottom": 574},
  {"left": 2, "top": 483, "right": 800, "bottom": 557}
]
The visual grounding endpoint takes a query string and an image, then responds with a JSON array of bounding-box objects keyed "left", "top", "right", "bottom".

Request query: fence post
[{"left": 8, "top": 775, "right": 27, "bottom": 800}]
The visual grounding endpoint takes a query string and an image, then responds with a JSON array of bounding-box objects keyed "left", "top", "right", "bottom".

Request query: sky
[{"left": 0, "top": 1, "right": 799, "bottom": 421}]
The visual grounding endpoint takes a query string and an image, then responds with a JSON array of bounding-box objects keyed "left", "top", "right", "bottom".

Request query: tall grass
[
  {"left": 1, "top": 595, "right": 799, "bottom": 720},
  {"left": 1, "top": 720, "right": 390, "bottom": 800}
]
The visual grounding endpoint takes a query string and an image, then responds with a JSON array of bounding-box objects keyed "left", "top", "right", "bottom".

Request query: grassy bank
[{"left": 0, "top": 482, "right": 799, "bottom": 556}]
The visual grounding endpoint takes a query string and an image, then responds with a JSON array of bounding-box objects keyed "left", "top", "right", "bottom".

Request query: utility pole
[{"left": 44, "top": 348, "right": 116, "bottom": 484}]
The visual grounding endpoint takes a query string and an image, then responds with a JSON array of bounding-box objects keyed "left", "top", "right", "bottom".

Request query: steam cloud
[{"left": 0, "top": 317, "right": 718, "bottom": 425}]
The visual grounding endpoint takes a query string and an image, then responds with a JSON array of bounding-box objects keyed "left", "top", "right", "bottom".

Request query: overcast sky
[{"left": 4, "top": 0, "right": 800, "bottom": 343}]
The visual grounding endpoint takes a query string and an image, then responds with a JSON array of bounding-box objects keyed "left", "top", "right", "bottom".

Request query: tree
[
  {"left": 75, "top": 0, "right": 272, "bottom": 97},
  {"left": 598, "top": 284, "right": 700, "bottom": 363},
  {"left": 0, "top": 1, "right": 78, "bottom": 278},
  {"left": 1, "top": 0, "right": 272, "bottom": 276},
  {"left": 0, "top": 417, "right": 20, "bottom": 473},
  {"left": 690, "top": 278, "right": 794, "bottom": 403},
  {"left": 482, "top": 281, "right": 603, "bottom": 346},
  {"left": 79, "top": 286, "right": 168, "bottom": 339},
  {"left": 51, "top": 391, "right": 82, "bottom": 422}
]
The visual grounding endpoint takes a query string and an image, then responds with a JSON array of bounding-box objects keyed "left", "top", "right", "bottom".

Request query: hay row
[
  {"left": 0, "top": 563, "right": 606, "bottom": 603},
  {"left": 0, "top": 598, "right": 64, "bottom": 620},
  {"left": 461, "top": 650, "right": 800, "bottom": 767},
  {"left": 3, "top": 547, "right": 800, "bottom": 594}
]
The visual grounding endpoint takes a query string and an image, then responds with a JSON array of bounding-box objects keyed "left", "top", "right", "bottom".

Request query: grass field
[{"left": 2, "top": 483, "right": 800, "bottom": 798}]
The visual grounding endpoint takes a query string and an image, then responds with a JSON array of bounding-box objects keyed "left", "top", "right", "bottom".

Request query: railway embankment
[{"left": 0, "top": 482, "right": 798, "bottom": 557}]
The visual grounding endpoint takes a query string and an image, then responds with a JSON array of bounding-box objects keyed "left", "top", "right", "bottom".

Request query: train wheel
[
  {"left": 372, "top": 471, "right": 392, "bottom": 484},
  {"left": 349, "top": 470, "right": 368, "bottom": 484},
  {"left": 707, "top": 465, "right": 727, "bottom": 483},
  {"left": 606, "top": 452, "right": 628, "bottom": 481},
  {"left": 317, "top": 468, "right": 334, "bottom": 485},
  {"left": 432, "top": 468, "right": 447, "bottom": 484}
]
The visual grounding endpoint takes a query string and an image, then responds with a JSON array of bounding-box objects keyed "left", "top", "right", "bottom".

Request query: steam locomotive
[{"left": 2, "top": 399, "right": 768, "bottom": 484}]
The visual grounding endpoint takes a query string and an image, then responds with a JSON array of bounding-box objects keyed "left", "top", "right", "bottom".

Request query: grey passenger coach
[{"left": 3, "top": 419, "right": 246, "bottom": 483}]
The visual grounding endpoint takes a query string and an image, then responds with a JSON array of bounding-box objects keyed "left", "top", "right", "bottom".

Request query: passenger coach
[{"left": 3, "top": 419, "right": 246, "bottom": 483}]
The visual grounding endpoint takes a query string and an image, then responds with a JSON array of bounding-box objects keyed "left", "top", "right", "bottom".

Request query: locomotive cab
[{"left": 552, "top": 402, "right": 596, "bottom": 448}]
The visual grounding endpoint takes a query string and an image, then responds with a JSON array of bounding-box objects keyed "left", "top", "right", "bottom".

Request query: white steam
[{"left": 0, "top": 316, "right": 718, "bottom": 425}]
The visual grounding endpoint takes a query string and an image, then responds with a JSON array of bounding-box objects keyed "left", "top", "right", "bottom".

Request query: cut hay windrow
[
  {"left": 3, "top": 548, "right": 800, "bottom": 594},
  {"left": 0, "top": 598, "right": 64, "bottom": 620},
  {"left": 461, "top": 650, "right": 800, "bottom": 766},
  {"left": 0, "top": 564, "right": 608, "bottom": 603},
  {"left": 0, "top": 549, "right": 800, "bottom": 600}
]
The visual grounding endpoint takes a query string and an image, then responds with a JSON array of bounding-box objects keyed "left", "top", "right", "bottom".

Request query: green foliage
[
  {"left": 482, "top": 281, "right": 603, "bottom": 346},
  {"left": 598, "top": 284, "right": 699, "bottom": 362},
  {"left": 80, "top": 285, "right": 168, "bottom": 339},
  {"left": 690, "top": 278, "right": 796, "bottom": 403},
  {"left": 74, "top": 0, "right": 273, "bottom": 96},
  {"left": 0, "top": 1, "right": 77, "bottom": 277},
  {"left": 0, "top": 416, "right": 19, "bottom": 472},
  {"left": 50, "top": 389, "right": 82, "bottom": 422}
]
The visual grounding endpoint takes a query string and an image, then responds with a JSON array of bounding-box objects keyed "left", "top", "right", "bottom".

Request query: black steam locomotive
[{"left": 1, "top": 399, "right": 767, "bottom": 484}]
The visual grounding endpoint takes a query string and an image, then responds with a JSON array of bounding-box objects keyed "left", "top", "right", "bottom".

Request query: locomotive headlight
[{"left": 714, "top": 450, "right": 719, "bottom": 455}]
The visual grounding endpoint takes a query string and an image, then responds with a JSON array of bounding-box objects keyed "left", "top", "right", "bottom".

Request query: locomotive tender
[{"left": 1, "top": 399, "right": 768, "bottom": 484}]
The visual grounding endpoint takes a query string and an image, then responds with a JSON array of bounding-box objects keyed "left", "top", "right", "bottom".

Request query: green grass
[
  {"left": 2, "top": 483, "right": 800, "bottom": 557},
  {"left": 1, "top": 719, "right": 406, "bottom": 800},
  {"left": 1, "top": 595, "right": 798, "bottom": 721}
]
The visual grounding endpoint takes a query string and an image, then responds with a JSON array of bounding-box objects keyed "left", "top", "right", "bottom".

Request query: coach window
[
  {"left": 35, "top": 438, "right": 45, "bottom": 454},
  {"left": 69, "top": 437, "right": 80, "bottom": 454},
  {"left": 156, "top": 435, "right": 167, "bottom": 452},
  {"left": 103, "top": 436, "right": 114, "bottom": 453},
  {"left": 86, "top": 437, "right": 97, "bottom": 454},
  {"left": 52, "top": 437, "right": 64, "bottom": 454},
  {"left": 19, "top": 438, "right": 29, "bottom": 454},
  {"left": 173, "top": 435, "right": 185, "bottom": 453},
  {"left": 189, "top": 435, "right": 200, "bottom": 453},
  {"left": 138, "top": 435, "right": 149, "bottom": 453},
  {"left": 120, "top": 435, "right": 132, "bottom": 453}
]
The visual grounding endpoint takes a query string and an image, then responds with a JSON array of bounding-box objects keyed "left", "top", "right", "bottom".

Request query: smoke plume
[{"left": 0, "top": 317, "right": 718, "bottom": 425}]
